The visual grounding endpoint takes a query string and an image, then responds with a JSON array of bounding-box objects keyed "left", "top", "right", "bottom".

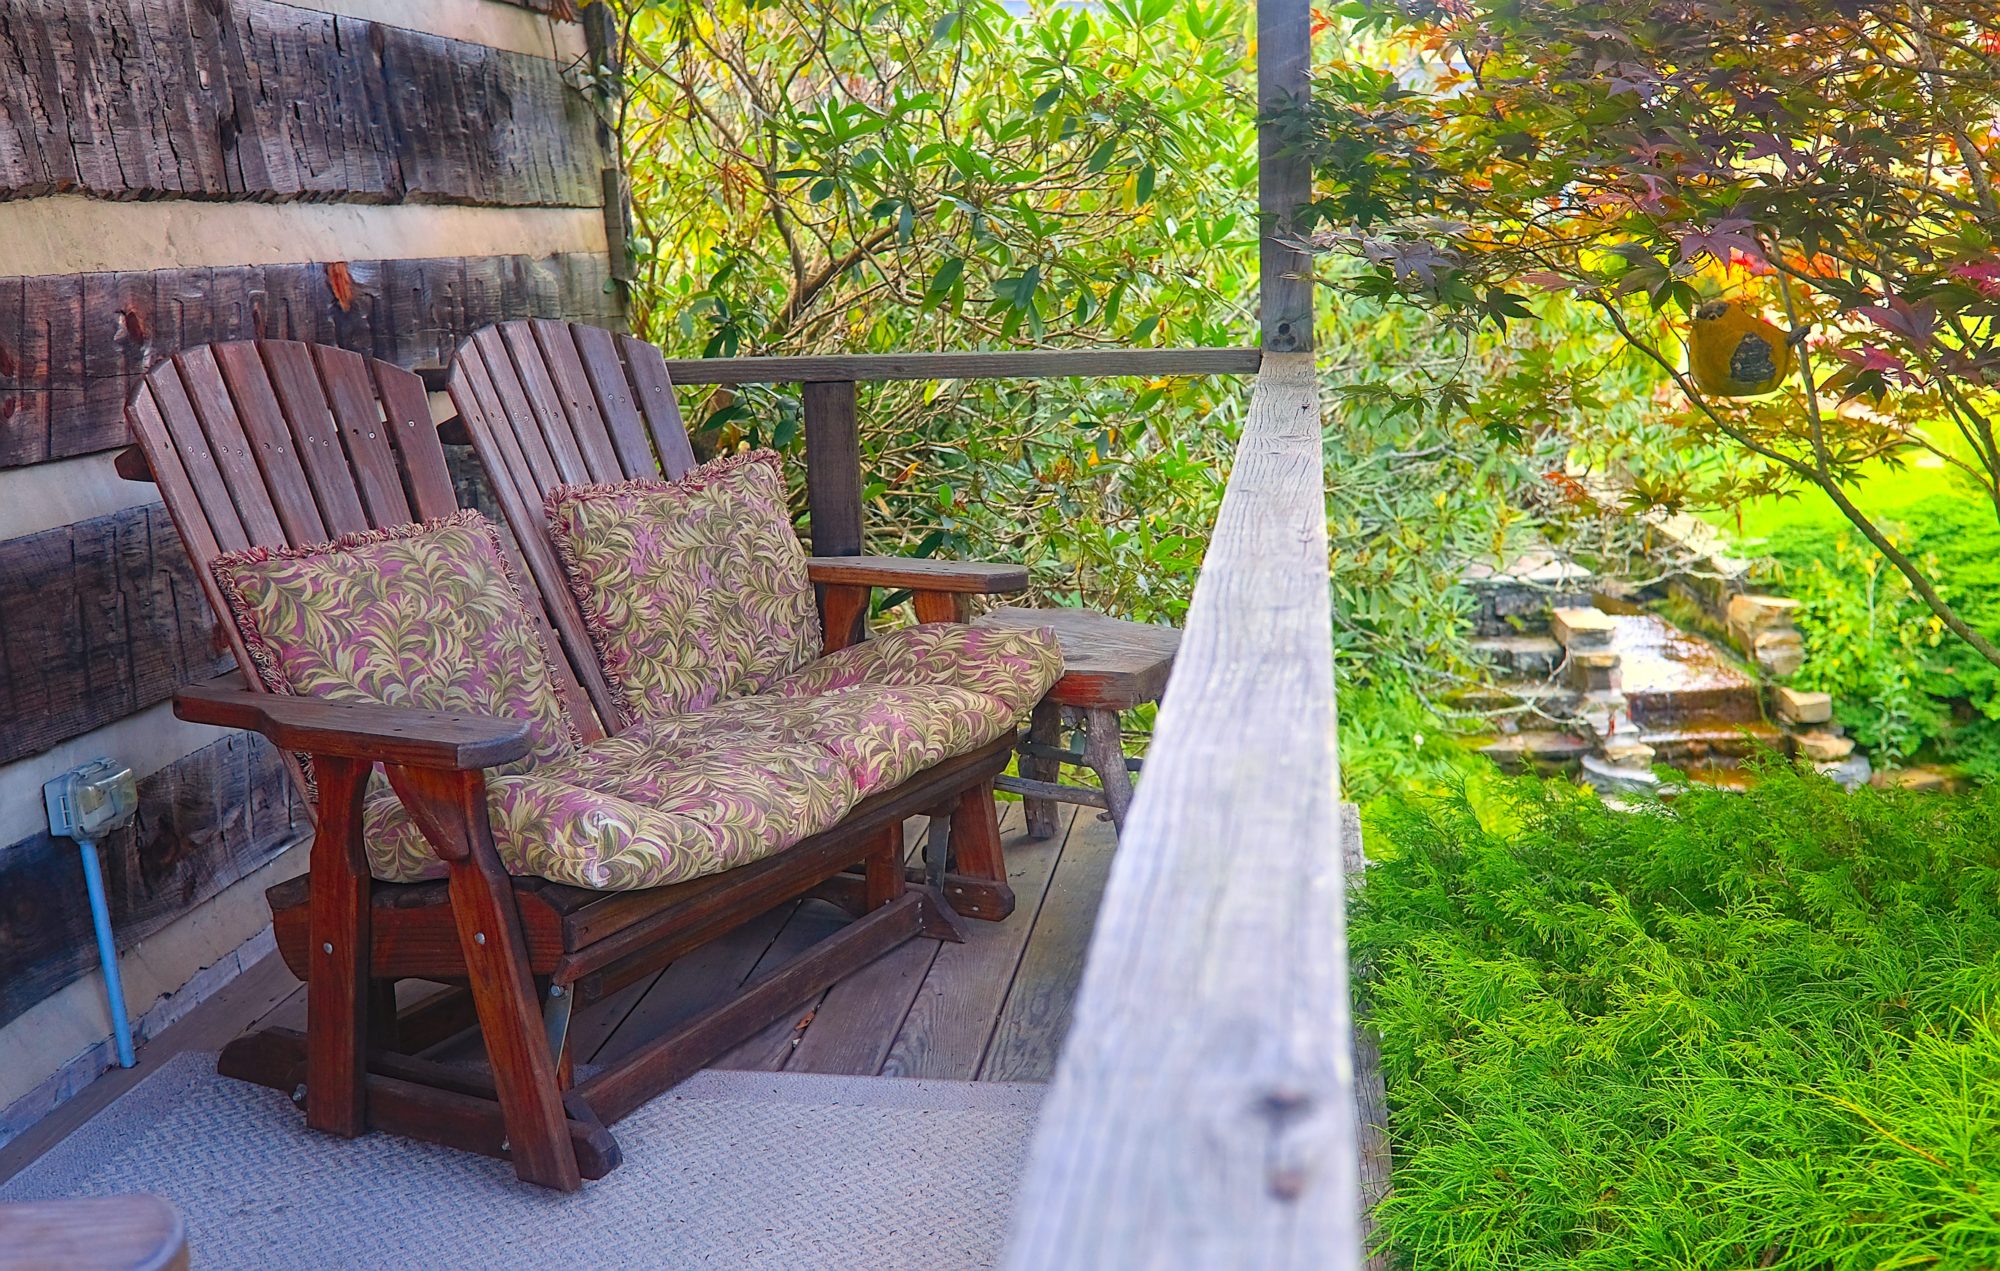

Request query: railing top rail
[
  {"left": 654, "top": 347, "right": 1261, "bottom": 385},
  {"left": 1000, "top": 352, "right": 1360, "bottom": 1270}
]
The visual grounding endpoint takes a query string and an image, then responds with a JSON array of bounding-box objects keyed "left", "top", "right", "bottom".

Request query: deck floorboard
[
  {"left": 980, "top": 805, "right": 1118, "bottom": 1082},
  {"left": 881, "top": 806, "right": 1072, "bottom": 1080}
]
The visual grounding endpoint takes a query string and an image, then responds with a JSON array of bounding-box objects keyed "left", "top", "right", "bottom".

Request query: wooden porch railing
[
  {"left": 1001, "top": 353, "right": 1360, "bottom": 1269},
  {"left": 657, "top": 347, "right": 1262, "bottom": 566}
]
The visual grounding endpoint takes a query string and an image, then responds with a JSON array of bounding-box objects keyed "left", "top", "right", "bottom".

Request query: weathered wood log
[
  {"left": 0, "top": 503, "right": 232, "bottom": 766},
  {"left": 0, "top": 731, "right": 307, "bottom": 1029},
  {"left": 0, "top": 0, "right": 601, "bottom": 207},
  {"left": 493, "top": 0, "right": 579, "bottom": 16},
  {"left": 0, "top": 253, "right": 616, "bottom": 469}
]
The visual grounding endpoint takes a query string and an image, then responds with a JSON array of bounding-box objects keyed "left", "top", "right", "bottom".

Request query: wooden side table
[{"left": 976, "top": 606, "right": 1181, "bottom": 835}]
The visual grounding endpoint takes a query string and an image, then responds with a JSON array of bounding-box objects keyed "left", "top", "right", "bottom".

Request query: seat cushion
[
  {"left": 772, "top": 623, "right": 1064, "bottom": 720},
  {"left": 358, "top": 623, "right": 1062, "bottom": 889},
  {"left": 629, "top": 683, "right": 1021, "bottom": 798},
  {"left": 361, "top": 729, "right": 857, "bottom": 889},
  {"left": 209, "top": 510, "right": 580, "bottom": 776},
  {"left": 545, "top": 451, "right": 821, "bottom": 726}
]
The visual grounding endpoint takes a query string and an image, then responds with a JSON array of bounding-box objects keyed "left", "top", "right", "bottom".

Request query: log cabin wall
[{"left": 0, "top": 0, "right": 617, "bottom": 1141}]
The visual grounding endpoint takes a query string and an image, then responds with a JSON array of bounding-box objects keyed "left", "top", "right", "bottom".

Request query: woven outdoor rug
[{"left": 2, "top": 1052, "right": 1042, "bottom": 1269}]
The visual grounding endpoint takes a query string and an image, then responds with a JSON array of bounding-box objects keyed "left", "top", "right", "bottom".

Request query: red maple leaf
[{"left": 1949, "top": 260, "right": 2000, "bottom": 299}]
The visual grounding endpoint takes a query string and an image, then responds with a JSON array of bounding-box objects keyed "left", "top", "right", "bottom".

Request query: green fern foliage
[{"left": 1354, "top": 766, "right": 2000, "bottom": 1269}]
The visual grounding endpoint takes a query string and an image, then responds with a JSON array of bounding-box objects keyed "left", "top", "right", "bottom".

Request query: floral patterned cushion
[
  {"left": 209, "top": 510, "right": 580, "bottom": 777},
  {"left": 546, "top": 451, "right": 821, "bottom": 727},
  {"left": 773, "top": 623, "right": 1064, "bottom": 720},
  {"left": 356, "top": 626, "right": 1062, "bottom": 888},
  {"left": 360, "top": 729, "right": 857, "bottom": 889},
  {"left": 626, "top": 683, "right": 1022, "bottom": 797},
  {"left": 217, "top": 496, "right": 1060, "bottom": 890}
]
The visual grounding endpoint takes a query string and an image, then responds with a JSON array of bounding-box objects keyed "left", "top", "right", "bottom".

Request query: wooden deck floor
[
  {"left": 568, "top": 798, "right": 1113, "bottom": 1083},
  {"left": 0, "top": 799, "right": 1112, "bottom": 1184}
]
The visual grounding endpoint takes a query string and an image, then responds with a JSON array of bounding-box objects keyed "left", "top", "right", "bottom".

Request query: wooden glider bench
[{"left": 120, "top": 330, "right": 1035, "bottom": 1191}]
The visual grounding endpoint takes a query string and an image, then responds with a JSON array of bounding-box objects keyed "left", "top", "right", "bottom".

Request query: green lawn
[{"left": 1705, "top": 451, "right": 1972, "bottom": 549}]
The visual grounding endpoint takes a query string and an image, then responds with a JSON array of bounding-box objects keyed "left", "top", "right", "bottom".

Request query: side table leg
[
  {"left": 1083, "top": 707, "right": 1135, "bottom": 833},
  {"left": 1022, "top": 699, "right": 1063, "bottom": 840}
]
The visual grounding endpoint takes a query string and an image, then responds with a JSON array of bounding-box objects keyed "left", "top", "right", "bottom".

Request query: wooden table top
[
  {"left": 0, "top": 1195, "right": 188, "bottom": 1271},
  {"left": 976, "top": 606, "right": 1180, "bottom": 711}
]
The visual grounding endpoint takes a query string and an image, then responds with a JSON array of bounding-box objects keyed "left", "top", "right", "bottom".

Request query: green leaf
[{"left": 923, "top": 257, "right": 966, "bottom": 310}]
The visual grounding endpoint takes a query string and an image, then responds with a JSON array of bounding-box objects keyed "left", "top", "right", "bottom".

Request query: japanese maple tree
[{"left": 1309, "top": 0, "right": 2000, "bottom": 666}]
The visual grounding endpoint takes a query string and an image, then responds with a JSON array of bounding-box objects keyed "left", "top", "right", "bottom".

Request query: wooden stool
[
  {"left": 0, "top": 1196, "right": 187, "bottom": 1271},
  {"left": 976, "top": 606, "right": 1180, "bottom": 836}
]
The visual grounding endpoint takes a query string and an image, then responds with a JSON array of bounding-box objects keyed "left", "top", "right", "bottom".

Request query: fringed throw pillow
[
  {"left": 209, "top": 510, "right": 580, "bottom": 777},
  {"left": 544, "top": 450, "right": 820, "bottom": 726}
]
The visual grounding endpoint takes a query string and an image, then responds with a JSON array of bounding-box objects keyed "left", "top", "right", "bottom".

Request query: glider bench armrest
[
  {"left": 806, "top": 556, "right": 1028, "bottom": 594},
  {"left": 175, "top": 677, "right": 533, "bottom": 772}
]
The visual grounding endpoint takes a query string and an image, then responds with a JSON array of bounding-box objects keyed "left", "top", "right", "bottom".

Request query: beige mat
[{"left": 3, "top": 1052, "right": 1041, "bottom": 1270}]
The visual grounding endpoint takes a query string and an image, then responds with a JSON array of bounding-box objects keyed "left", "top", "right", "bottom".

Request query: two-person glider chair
[{"left": 124, "top": 323, "right": 1061, "bottom": 1190}]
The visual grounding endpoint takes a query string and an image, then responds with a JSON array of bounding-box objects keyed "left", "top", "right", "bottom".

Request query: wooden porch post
[
  {"left": 1258, "top": 0, "right": 1315, "bottom": 353},
  {"left": 804, "top": 379, "right": 869, "bottom": 648}
]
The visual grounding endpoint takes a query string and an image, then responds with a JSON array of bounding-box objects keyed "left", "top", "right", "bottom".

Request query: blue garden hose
[{"left": 76, "top": 838, "right": 136, "bottom": 1069}]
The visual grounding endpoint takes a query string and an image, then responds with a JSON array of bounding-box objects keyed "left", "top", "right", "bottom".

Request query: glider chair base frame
[{"left": 193, "top": 671, "right": 1005, "bottom": 1191}]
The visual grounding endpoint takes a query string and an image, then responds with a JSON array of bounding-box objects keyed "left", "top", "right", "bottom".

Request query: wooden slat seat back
[
  {"left": 125, "top": 339, "right": 607, "bottom": 758},
  {"left": 446, "top": 320, "right": 700, "bottom": 730}
]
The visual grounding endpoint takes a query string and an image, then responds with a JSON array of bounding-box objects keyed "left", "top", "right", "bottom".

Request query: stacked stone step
[
  {"left": 1552, "top": 606, "right": 1660, "bottom": 794},
  {"left": 1463, "top": 554, "right": 1594, "bottom": 637},
  {"left": 1727, "top": 593, "right": 1805, "bottom": 676},
  {"left": 1457, "top": 630, "right": 1581, "bottom": 723},
  {"left": 1476, "top": 729, "right": 1593, "bottom": 770},
  {"left": 1468, "top": 633, "right": 1565, "bottom": 678},
  {"left": 1731, "top": 594, "right": 1871, "bottom": 787},
  {"left": 1770, "top": 683, "right": 1869, "bottom": 785}
]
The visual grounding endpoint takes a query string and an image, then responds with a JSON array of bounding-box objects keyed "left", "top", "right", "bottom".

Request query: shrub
[
  {"left": 1354, "top": 766, "right": 2000, "bottom": 1269},
  {"left": 1761, "top": 494, "right": 2000, "bottom": 775}
]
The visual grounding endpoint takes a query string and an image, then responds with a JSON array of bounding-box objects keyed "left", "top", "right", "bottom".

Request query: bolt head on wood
[
  {"left": 1551, "top": 606, "right": 1615, "bottom": 649},
  {"left": 1773, "top": 686, "right": 1833, "bottom": 725}
]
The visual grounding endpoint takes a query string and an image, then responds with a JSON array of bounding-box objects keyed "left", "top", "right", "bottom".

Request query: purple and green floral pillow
[
  {"left": 209, "top": 510, "right": 580, "bottom": 776},
  {"left": 544, "top": 450, "right": 822, "bottom": 726}
]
